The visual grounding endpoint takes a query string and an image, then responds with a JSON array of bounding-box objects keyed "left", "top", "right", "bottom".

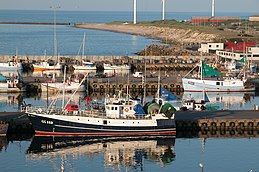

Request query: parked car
[{"left": 133, "top": 72, "right": 143, "bottom": 78}]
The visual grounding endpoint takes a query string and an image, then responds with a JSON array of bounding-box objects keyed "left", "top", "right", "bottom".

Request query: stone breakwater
[{"left": 74, "top": 23, "right": 219, "bottom": 46}]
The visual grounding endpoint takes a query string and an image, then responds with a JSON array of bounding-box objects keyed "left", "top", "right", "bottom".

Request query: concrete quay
[
  {"left": 176, "top": 110, "right": 259, "bottom": 131},
  {"left": 1, "top": 109, "right": 259, "bottom": 135},
  {"left": 0, "top": 55, "right": 204, "bottom": 63}
]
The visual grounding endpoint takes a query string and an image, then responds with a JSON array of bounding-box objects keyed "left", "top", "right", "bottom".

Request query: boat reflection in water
[
  {"left": 0, "top": 136, "right": 8, "bottom": 151},
  {"left": 27, "top": 136, "right": 175, "bottom": 170},
  {"left": 182, "top": 92, "right": 255, "bottom": 110}
]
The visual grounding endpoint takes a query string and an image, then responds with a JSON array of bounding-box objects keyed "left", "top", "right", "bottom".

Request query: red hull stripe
[
  {"left": 184, "top": 90, "right": 254, "bottom": 92},
  {"left": 35, "top": 130, "right": 176, "bottom": 137}
]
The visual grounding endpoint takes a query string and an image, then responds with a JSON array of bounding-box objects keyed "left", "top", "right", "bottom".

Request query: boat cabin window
[
  {"left": 103, "top": 120, "right": 107, "bottom": 125},
  {"left": 216, "top": 82, "right": 220, "bottom": 85},
  {"left": 125, "top": 101, "right": 133, "bottom": 105},
  {"left": 110, "top": 106, "right": 118, "bottom": 111}
]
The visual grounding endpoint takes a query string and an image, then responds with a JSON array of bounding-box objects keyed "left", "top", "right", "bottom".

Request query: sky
[{"left": 1, "top": 0, "right": 259, "bottom": 13}]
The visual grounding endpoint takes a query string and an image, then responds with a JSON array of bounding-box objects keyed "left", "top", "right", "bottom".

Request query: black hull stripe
[{"left": 55, "top": 124, "right": 175, "bottom": 132}]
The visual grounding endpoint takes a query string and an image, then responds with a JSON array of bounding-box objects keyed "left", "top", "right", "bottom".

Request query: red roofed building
[
  {"left": 191, "top": 16, "right": 240, "bottom": 24},
  {"left": 224, "top": 42, "right": 256, "bottom": 52}
]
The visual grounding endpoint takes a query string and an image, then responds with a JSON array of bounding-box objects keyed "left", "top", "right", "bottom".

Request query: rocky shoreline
[{"left": 74, "top": 23, "right": 217, "bottom": 56}]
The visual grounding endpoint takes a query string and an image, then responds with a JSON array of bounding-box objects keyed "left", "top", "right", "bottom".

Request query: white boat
[
  {"left": 73, "top": 61, "right": 96, "bottom": 70},
  {"left": 0, "top": 61, "right": 22, "bottom": 71},
  {"left": 41, "top": 80, "right": 85, "bottom": 92},
  {"left": 104, "top": 63, "right": 130, "bottom": 70},
  {"left": 182, "top": 61, "right": 255, "bottom": 92},
  {"left": 73, "top": 33, "right": 96, "bottom": 71},
  {"left": 33, "top": 61, "right": 62, "bottom": 71},
  {"left": 0, "top": 74, "right": 20, "bottom": 93},
  {"left": 41, "top": 71, "right": 85, "bottom": 92},
  {"left": 24, "top": 80, "right": 176, "bottom": 137}
]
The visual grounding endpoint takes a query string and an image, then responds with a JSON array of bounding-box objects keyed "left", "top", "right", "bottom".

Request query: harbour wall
[{"left": 0, "top": 55, "right": 206, "bottom": 63}]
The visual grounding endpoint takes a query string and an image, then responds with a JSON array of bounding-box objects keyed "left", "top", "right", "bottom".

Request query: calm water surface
[{"left": 1, "top": 136, "right": 259, "bottom": 172}]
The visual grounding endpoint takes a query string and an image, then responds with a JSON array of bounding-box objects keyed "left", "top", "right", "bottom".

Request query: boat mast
[
  {"left": 51, "top": 5, "right": 60, "bottom": 63},
  {"left": 126, "top": 69, "right": 129, "bottom": 101},
  {"left": 143, "top": 48, "right": 147, "bottom": 104},
  {"left": 200, "top": 60, "right": 203, "bottom": 80},
  {"left": 62, "top": 66, "right": 66, "bottom": 109},
  {"left": 157, "top": 69, "right": 161, "bottom": 99},
  {"left": 82, "top": 32, "right": 86, "bottom": 65}
]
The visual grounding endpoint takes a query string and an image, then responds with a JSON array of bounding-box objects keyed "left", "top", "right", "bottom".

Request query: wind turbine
[
  {"left": 162, "top": 0, "right": 166, "bottom": 20},
  {"left": 133, "top": 0, "right": 137, "bottom": 24},
  {"left": 211, "top": 0, "right": 215, "bottom": 17}
]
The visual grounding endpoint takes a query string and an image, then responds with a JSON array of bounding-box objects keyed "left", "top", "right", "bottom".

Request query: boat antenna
[
  {"left": 61, "top": 66, "right": 66, "bottom": 109},
  {"left": 200, "top": 52, "right": 203, "bottom": 80}
]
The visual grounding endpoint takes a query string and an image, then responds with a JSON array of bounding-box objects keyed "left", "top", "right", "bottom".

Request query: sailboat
[
  {"left": 33, "top": 51, "right": 62, "bottom": 71},
  {"left": 182, "top": 61, "right": 255, "bottom": 92},
  {"left": 33, "top": 9, "right": 62, "bottom": 72},
  {"left": 0, "top": 50, "right": 22, "bottom": 71},
  {"left": 73, "top": 32, "right": 96, "bottom": 71},
  {"left": 0, "top": 59, "right": 22, "bottom": 71},
  {"left": 41, "top": 67, "right": 85, "bottom": 92}
]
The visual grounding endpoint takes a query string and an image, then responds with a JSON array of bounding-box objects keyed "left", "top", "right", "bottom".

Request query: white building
[
  {"left": 216, "top": 47, "right": 259, "bottom": 61},
  {"left": 198, "top": 43, "right": 224, "bottom": 53},
  {"left": 249, "top": 15, "right": 259, "bottom": 22}
]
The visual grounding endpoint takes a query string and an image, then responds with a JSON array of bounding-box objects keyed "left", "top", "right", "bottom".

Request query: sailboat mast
[
  {"left": 51, "top": 5, "right": 60, "bottom": 62},
  {"left": 126, "top": 70, "right": 129, "bottom": 101},
  {"left": 82, "top": 32, "right": 86, "bottom": 64}
]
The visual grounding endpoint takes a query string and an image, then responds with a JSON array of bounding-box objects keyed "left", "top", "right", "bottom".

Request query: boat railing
[
  {"left": 26, "top": 105, "right": 153, "bottom": 120},
  {"left": 79, "top": 110, "right": 152, "bottom": 120},
  {"left": 26, "top": 106, "right": 64, "bottom": 114}
]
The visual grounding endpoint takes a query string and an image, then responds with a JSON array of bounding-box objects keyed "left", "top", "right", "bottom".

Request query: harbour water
[
  {"left": 0, "top": 90, "right": 259, "bottom": 171},
  {"left": 1, "top": 10, "right": 259, "bottom": 171},
  {"left": 0, "top": 10, "right": 256, "bottom": 56}
]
